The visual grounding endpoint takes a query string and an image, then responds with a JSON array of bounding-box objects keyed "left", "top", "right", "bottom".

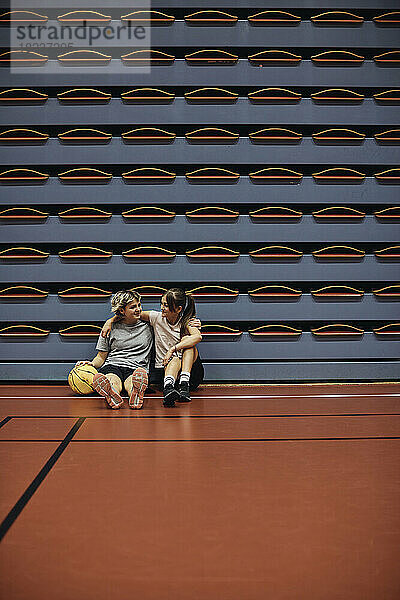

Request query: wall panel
[{"left": 0, "top": 1, "right": 399, "bottom": 381}]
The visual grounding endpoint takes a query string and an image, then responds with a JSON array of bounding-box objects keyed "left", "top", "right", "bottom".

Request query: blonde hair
[{"left": 111, "top": 290, "right": 141, "bottom": 315}]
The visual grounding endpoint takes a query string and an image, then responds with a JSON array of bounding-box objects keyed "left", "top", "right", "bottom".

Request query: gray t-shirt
[{"left": 96, "top": 320, "right": 153, "bottom": 372}]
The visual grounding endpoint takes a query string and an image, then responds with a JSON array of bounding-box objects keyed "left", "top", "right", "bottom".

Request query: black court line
[
  {"left": 1, "top": 437, "right": 399, "bottom": 443},
  {"left": 0, "top": 417, "right": 11, "bottom": 429},
  {"left": 0, "top": 417, "right": 85, "bottom": 542},
  {"left": 72, "top": 437, "right": 400, "bottom": 442},
  {"left": 7, "top": 413, "right": 400, "bottom": 419}
]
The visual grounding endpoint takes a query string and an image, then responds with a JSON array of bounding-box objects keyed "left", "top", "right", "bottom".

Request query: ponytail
[
  {"left": 180, "top": 294, "right": 195, "bottom": 337},
  {"left": 164, "top": 288, "right": 196, "bottom": 337}
]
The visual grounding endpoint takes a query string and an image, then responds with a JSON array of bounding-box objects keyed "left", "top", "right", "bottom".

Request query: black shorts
[
  {"left": 98, "top": 364, "right": 137, "bottom": 383},
  {"left": 151, "top": 355, "right": 204, "bottom": 390}
]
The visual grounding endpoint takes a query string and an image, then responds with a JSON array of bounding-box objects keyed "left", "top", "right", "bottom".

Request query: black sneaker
[
  {"left": 163, "top": 383, "right": 178, "bottom": 407},
  {"left": 177, "top": 380, "right": 191, "bottom": 403}
]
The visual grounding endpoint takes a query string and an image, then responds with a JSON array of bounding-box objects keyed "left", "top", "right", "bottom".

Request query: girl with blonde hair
[{"left": 77, "top": 290, "right": 152, "bottom": 409}]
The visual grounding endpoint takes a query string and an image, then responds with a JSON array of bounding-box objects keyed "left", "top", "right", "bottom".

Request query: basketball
[{"left": 68, "top": 363, "right": 98, "bottom": 395}]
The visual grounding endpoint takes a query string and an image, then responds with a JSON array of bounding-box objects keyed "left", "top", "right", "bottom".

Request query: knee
[{"left": 182, "top": 346, "right": 197, "bottom": 363}]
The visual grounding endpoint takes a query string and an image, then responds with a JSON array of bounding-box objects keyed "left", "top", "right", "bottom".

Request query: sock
[
  {"left": 179, "top": 372, "right": 190, "bottom": 384},
  {"left": 164, "top": 375, "right": 175, "bottom": 388}
]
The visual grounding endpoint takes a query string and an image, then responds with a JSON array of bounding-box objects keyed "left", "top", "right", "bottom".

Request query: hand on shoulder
[
  {"left": 188, "top": 317, "right": 202, "bottom": 329},
  {"left": 101, "top": 319, "right": 114, "bottom": 338}
]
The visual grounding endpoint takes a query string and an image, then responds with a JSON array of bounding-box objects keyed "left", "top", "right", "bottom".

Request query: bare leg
[
  {"left": 107, "top": 374, "right": 123, "bottom": 394},
  {"left": 124, "top": 375, "right": 133, "bottom": 396},
  {"left": 177, "top": 347, "right": 199, "bottom": 402},
  {"left": 181, "top": 346, "right": 198, "bottom": 374},
  {"left": 165, "top": 356, "right": 181, "bottom": 379},
  {"left": 163, "top": 356, "right": 181, "bottom": 407}
]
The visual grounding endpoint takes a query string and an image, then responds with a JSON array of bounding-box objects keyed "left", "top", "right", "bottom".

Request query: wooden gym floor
[{"left": 0, "top": 383, "right": 399, "bottom": 600}]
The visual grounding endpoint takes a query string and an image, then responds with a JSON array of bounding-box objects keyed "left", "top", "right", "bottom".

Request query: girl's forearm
[{"left": 175, "top": 333, "right": 202, "bottom": 352}]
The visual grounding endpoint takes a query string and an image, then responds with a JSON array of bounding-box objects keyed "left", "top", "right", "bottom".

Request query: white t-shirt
[{"left": 149, "top": 310, "right": 183, "bottom": 368}]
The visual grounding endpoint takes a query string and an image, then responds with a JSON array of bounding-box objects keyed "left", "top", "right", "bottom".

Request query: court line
[
  {"left": 73, "top": 436, "right": 400, "bottom": 442},
  {"left": 0, "top": 416, "right": 11, "bottom": 429},
  {"left": 1, "top": 393, "right": 400, "bottom": 400},
  {"left": 6, "top": 413, "right": 400, "bottom": 419},
  {"left": 2, "top": 437, "right": 398, "bottom": 443},
  {"left": 0, "top": 417, "right": 85, "bottom": 542},
  {"left": 77, "top": 436, "right": 400, "bottom": 442},
  {"left": 149, "top": 394, "right": 400, "bottom": 399}
]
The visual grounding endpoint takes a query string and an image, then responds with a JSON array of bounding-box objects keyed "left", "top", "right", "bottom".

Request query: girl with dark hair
[
  {"left": 101, "top": 288, "right": 203, "bottom": 406},
  {"left": 149, "top": 288, "right": 203, "bottom": 406}
]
